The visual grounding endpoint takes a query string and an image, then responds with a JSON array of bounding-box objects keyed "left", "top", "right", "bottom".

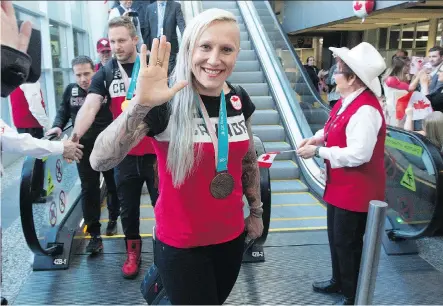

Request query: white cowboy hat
[{"left": 329, "top": 42, "right": 386, "bottom": 97}]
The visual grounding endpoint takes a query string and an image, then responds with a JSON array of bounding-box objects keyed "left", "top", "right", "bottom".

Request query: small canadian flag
[
  {"left": 257, "top": 153, "right": 278, "bottom": 168},
  {"left": 396, "top": 91, "right": 433, "bottom": 121}
]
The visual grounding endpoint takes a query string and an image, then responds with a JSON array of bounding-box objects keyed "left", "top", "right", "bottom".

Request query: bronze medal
[{"left": 210, "top": 172, "right": 234, "bottom": 199}]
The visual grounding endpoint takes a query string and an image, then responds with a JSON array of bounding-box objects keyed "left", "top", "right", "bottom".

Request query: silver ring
[{"left": 156, "top": 60, "right": 162, "bottom": 67}]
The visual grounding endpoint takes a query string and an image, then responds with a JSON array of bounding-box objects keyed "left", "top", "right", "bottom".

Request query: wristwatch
[{"left": 314, "top": 146, "right": 321, "bottom": 158}]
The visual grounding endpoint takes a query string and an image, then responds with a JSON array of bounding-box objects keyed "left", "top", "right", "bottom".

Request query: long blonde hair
[
  {"left": 167, "top": 8, "right": 239, "bottom": 187},
  {"left": 423, "top": 111, "right": 443, "bottom": 153}
]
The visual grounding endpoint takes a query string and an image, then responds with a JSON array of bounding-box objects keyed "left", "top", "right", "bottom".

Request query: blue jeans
[{"left": 114, "top": 154, "right": 158, "bottom": 239}]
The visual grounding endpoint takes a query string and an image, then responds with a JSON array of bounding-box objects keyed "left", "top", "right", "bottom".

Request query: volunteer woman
[
  {"left": 297, "top": 42, "right": 387, "bottom": 305},
  {"left": 90, "top": 9, "right": 263, "bottom": 305}
]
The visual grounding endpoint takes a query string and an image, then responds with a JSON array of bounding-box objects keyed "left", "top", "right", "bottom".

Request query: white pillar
[{"left": 85, "top": 0, "right": 110, "bottom": 53}]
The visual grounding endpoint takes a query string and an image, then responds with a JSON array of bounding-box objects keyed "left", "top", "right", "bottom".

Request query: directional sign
[
  {"left": 59, "top": 190, "right": 66, "bottom": 214},
  {"left": 400, "top": 164, "right": 416, "bottom": 192},
  {"left": 49, "top": 201, "right": 57, "bottom": 227},
  {"left": 56, "top": 159, "right": 63, "bottom": 183}
]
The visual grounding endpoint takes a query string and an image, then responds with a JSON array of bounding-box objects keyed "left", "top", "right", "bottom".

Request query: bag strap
[{"left": 103, "top": 59, "right": 115, "bottom": 92}]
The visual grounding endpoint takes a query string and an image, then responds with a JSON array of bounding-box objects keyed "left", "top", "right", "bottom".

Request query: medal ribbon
[
  {"left": 117, "top": 55, "right": 140, "bottom": 101},
  {"left": 196, "top": 91, "right": 229, "bottom": 173}
]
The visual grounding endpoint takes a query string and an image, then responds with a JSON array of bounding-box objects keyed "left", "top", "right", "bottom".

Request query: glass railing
[
  {"left": 383, "top": 128, "right": 443, "bottom": 238},
  {"left": 239, "top": 0, "right": 443, "bottom": 238},
  {"left": 20, "top": 126, "right": 87, "bottom": 269}
]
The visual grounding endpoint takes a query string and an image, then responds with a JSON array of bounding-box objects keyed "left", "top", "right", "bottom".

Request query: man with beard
[{"left": 71, "top": 17, "right": 158, "bottom": 278}]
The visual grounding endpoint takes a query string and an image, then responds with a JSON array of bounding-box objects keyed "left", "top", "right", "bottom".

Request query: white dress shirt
[
  {"left": 19, "top": 82, "right": 50, "bottom": 130},
  {"left": 0, "top": 119, "right": 64, "bottom": 159},
  {"left": 314, "top": 87, "right": 383, "bottom": 169}
]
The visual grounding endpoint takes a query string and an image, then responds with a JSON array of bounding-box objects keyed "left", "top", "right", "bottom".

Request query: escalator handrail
[
  {"left": 238, "top": 1, "right": 325, "bottom": 198},
  {"left": 261, "top": 1, "right": 330, "bottom": 113},
  {"left": 20, "top": 125, "right": 75, "bottom": 256},
  {"left": 240, "top": 1, "right": 443, "bottom": 239}
]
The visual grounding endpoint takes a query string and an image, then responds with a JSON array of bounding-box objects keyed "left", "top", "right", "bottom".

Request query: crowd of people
[{"left": 2, "top": 0, "right": 443, "bottom": 305}]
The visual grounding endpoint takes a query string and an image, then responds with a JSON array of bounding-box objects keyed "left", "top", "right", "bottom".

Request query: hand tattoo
[
  {"left": 241, "top": 119, "right": 261, "bottom": 209},
  {"left": 90, "top": 102, "right": 152, "bottom": 171}
]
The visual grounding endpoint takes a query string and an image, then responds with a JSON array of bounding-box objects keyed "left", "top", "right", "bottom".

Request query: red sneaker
[{"left": 122, "top": 239, "right": 142, "bottom": 279}]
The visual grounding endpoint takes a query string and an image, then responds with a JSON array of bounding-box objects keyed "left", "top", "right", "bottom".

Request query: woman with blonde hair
[
  {"left": 90, "top": 8, "right": 263, "bottom": 304},
  {"left": 404, "top": 109, "right": 443, "bottom": 152}
]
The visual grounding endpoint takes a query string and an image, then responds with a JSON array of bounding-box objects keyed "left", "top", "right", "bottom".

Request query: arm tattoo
[
  {"left": 241, "top": 119, "right": 261, "bottom": 209},
  {"left": 90, "top": 102, "right": 152, "bottom": 171}
]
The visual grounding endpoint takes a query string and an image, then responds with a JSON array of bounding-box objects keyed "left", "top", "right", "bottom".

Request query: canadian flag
[
  {"left": 396, "top": 91, "right": 433, "bottom": 121},
  {"left": 257, "top": 153, "right": 278, "bottom": 168}
]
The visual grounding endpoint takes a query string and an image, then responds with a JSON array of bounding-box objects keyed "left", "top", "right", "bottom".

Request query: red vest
[
  {"left": 323, "top": 90, "right": 386, "bottom": 212},
  {"left": 108, "top": 66, "right": 155, "bottom": 156},
  {"left": 10, "top": 87, "right": 46, "bottom": 128}
]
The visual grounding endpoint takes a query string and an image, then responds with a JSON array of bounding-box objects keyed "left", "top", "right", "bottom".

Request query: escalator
[{"left": 11, "top": 0, "right": 443, "bottom": 305}]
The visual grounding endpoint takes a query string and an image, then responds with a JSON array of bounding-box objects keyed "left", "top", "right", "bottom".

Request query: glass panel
[
  {"left": 379, "top": 28, "right": 388, "bottom": 50},
  {"left": 50, "top": 22, "right": 66, "bottom": 68},
  {"left": 401, "top": 24, "right": 414, "bottom": 49},
  {"left": 53, "top": 70, "right": 69, "bottom": 109},
  {"left": 47, "top": 1, "right": 65, "bottom": 22},
  {"left": 15, "top": 9, "right": 41, "bottom": 30},
  {"left": 70, "top": 1, "right": 84, "bottom": 28},
  {"left": 438, "top": 19, "right": 442, "bottom": 46},
  {"left": 384, "top": 130, "right": 437, "bottom": 234},
  {"left": 73, "top": 29, "right": 86, "bottom": 58},
  {"left": 33, "top": 132, "right": 81, "bottom": 251},
  {"left": 389, "top": 26, "right": 401, "bottom": 50},
  {"left": 365, "top": 29, "right": 377, "bottom": 47},
  {"left": 415, "top": 22, "right": 429, "bottom": 49}
]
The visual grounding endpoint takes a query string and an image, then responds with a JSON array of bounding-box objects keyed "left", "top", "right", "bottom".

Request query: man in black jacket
[
  {"left": 46, "top": 56, "right": 120, "bottom": 252},
  {"left": 143, "top": 0, "right": 185, "bottom": 75}
]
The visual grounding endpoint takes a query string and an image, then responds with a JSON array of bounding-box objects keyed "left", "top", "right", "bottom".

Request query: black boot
[
  {"left": 1, "top": 297, "right": 8, "bottom": 305},
  {"left": 312, "top": 279, "right": 341, "bottom": 294},
  {"left": 334, "top": 296, "right": 354, "bottom": 305}
]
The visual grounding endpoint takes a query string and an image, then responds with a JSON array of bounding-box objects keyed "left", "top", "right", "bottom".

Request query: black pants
[
  {"left": 155, "top": 233, "right": 245, "bottom": 305},
  {"left": 76, "top": 137, "right": 119, "bottom": 236},
  {"left": 327, "top": 204, "right": 367, "bottom": 298},
  {"left": 18, "top": 127, "right": 45, "bottom": 199},
  {"left": 114, "top": 154, "right": 158, "bottom": 240}
]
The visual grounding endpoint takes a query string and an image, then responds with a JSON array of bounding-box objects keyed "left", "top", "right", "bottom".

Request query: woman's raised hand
[{"left": 135, "top": 35, "right": 188, "bottom": 107}]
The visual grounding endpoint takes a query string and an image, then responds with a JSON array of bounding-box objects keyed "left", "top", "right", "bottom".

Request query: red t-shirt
[{"left": 144, "top": 83, "right": 255, "bottom": 248}]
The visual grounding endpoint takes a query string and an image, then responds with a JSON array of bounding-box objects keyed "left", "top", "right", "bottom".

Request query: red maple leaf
[
  {"left": 413, "top": 100, "right": 430, "bottom": 110},
  {"left": 354, "top": 1, "right": 363, "bottom": 11},
  {"left": 262, "top": 154, "right": 270, "bottom": 161}
]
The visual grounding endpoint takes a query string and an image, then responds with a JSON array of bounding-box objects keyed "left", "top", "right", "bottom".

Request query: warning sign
[
  {"left": 49, "top": 201, "right": 57, "bottom": 227},
  {"left": 56, "top": 159, "right": 63, "bottom": 183},
  {"left": 46, "top": 169, "right": 55, "bottom": 196},
  {"left": 400, "top": 164, "right": 416, "bottom": 192},
  {"left": 59, "top": 190, "right": 66, "bottom": 214}
]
